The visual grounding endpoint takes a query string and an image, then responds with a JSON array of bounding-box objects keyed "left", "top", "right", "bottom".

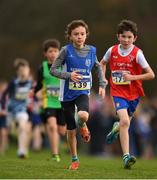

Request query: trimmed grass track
[{"left": 0, "top": 147, "right": 157, "bottom": 179}]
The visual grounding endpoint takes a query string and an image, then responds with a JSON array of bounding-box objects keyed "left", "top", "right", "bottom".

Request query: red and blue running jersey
[{"left": 109, "top": 45, "right": 145, "bottom": 100}]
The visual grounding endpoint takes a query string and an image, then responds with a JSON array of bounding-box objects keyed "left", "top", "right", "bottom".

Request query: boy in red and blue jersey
[{"left": 100, "top": 20, "right": 155, "bottom": 169}]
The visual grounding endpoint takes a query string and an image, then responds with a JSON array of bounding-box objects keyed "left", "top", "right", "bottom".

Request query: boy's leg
[
  {"left": 30, "top": 113, "right": 42, "bottom": 151},
  {"left": 56, "top": 109, "right": 67, "bottom": 136},
  {"left": 77, "top": 111, "right": 90, "bottom": 142},
  {"left": 0, "top": 128, "right": 8, "bottom": 154},
  {"left": 0, "top": 116, "right": 8, "bottom": 154},
  {"left": 46, "top": 116, "right": 60, "bottom": 162},
  {"left": 106, "top": 97, "right": 140, "bottom": 144},
  {"left": 106, "top": 97, "right": 128, "bottom": 144},
  {"left": 76, "top": 95, "right": 91, "bottom": 143},
  {"left": 16, "top": 112, "right": 32, "bottom": 158},
  {"left": 117, "top": 109, "right": 130, "bottom": 154},
  {"left": 117, "top": 109, "right": 136, "bottom": 169},
  {"left": 61, "top": 101, "right": 79, "bottom": 169},
  {"left": 32, "top": 125, "right": 42, "bottom": 151},
  {"left": 106, "top": 121, "right": 119, "bottom": 144},
  {"left": 58, "top": 125, "right": 66, "bottom": 136},
  {"left": 43, "top": 108, "right": 63, "bottom": 162},
  {"left": 67, "top": 129, "right": 79, "bottom": 169}
]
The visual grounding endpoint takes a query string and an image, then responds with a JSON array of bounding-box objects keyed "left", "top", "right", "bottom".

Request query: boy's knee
[
  {"left": 78, "top": 111, "right": 89, "bottom": 121},
  {"left": 18, "top": 120, "right": 27, "bottom": 129},
  {"left": 49, "top": 123, "right": 57, "bottom": 131},
  {"left": 47, "top": 117, "right": 57, "bottom": 131},
  {"left": 120, "top": 120, "right": 130, "bottom": 128},
  {"left": 58, "top": 126, "right": 66, "bottom": 136}
]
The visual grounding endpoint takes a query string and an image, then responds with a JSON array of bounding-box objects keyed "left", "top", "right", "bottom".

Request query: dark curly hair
[
  {"left": 117, "top": 20, "right": 138, "bottom": 36},
  {"left": 65, "top": 19, "right": 89, "bottom": 41},
  {"left": 42, "top": 39, "right": 60, "bottom": 52}
]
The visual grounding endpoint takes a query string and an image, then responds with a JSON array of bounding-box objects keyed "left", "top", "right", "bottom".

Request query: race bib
[
  {"left": 46, "top": 86, "right": 60, "bottom": 97},
  {"left": 69, "top": 76, "right": 91, "bottom": 90},
  {"left": 112, "top": 70, "right": 130, "bottom": 85},
  {"left": 15, "top": 87, "right": 29, "bottom": 100}
]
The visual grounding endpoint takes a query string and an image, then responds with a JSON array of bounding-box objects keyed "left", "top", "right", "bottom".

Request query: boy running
[
  {"left": 100, "top": 19, "right": 155, "bottom": 169},
  {"left": 2, "top": 58, "right": 32, "bottom": 158},
  {"left": 34, "top": 39, "right": 66, "bottom": 162},
  {"left": 50, "top": 19, "right": 106, "bottom": 170}
]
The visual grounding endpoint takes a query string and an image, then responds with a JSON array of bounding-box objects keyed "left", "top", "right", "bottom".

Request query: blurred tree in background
[{"left": 0, "top": 0, "right": 156, "bottom": 95}]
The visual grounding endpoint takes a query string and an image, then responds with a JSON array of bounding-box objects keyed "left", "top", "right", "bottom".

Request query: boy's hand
[
  {"left": 99, "top": 87, "right": 105, "bottom": 99},
  {"left": 29, "top": 89, "right": 34, "bottom": 98},
  {"left": 71, "top": 71, "right": 83, "bottom": 82},
  {"left": 122, "top": 72, "right": 132, "bottom": 81},
  {"left": 104, "top": 78, "right": 108, "bottom": 86}
]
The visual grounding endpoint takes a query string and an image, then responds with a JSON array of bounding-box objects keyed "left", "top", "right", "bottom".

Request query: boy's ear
[{"left": 116, "top": 34, "right": 120, "bottom": 40}]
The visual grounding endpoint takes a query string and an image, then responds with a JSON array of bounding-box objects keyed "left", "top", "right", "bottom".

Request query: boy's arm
[
  {"left": 99, "top": 46, "right": 112, "bottom": 84},
  {"left": 1, "top": 81, "right": 13, "bottom": 110},
  {"left": 123, "top": 51, "right": 155, "bottom": 81},
  {"left": 1, "top": 88, "right": 8, "bottom": 113},
  {"left": 94, "top": 58, "right": 107, "bottom": 88},
  {"left": 50, "top": 47, "right": 71, "bottom": 80},
  {"left": 123, "top": 66, "right": 155, "bottom": 81},
  {"left": 100, "top": 59, "right": 108, "bottom": 84},
  {"left": 94, "top": 58, "right": 107, "bottom": 98},
  {"left": 34, "top": 65, "right": 43, "bottom": 94}
]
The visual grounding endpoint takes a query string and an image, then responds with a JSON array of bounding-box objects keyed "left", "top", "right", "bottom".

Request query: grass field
[{"left": 0, "top": 147, "right": 157, "bottom": 179}]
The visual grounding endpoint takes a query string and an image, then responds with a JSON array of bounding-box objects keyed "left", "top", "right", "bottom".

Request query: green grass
[{"left": 0, "top": 147, "right": 157, "bottom": 179}]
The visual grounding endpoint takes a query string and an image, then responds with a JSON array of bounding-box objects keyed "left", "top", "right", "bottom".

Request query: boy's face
[
  {"left": 44, "top": 47, "right": 59, "bottom": 64},
  {"left": 70, "top": 26, "right": 87, "bottom": 48},
  {"left": 17, "top": 66, "right": 30, "bottom": 80},
  {"left": 117, "top": 31, "right": 137, "bottom": 49}
]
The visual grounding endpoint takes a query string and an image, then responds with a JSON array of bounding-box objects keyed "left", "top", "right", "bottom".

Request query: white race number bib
[
  {"left": 69, "top": 76, "right": 91, "bottom": 90},
  {"left": 112, "top": 70, "right": 130, "bottom": 85},
  {"left": 46, "top": 86, "right": 60, "bottom": 97},
  {"left": 15, "top": 87, "right": 29, "bottom": 100}
]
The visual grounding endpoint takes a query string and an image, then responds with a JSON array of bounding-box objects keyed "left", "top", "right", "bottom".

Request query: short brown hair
[
  {"left": 42, "top": 39, "right": 60, "bottom": 52},
  {"left": 117, "top": 20, "right": 138, "bottom": 36},
  {"left": 65, "top": 19, "right": 89, "bottom": 41},
  {"left": 14, "top": 58, "right": 29, "bottom": 70}
]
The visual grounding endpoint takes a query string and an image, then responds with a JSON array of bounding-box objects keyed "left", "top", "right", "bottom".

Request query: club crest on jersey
[
  {"left": 128, "top": 55, "right": 134, "bottom": 62},
  {"left": 85, "top": 59, "right": 91, "bottom": 67},
  {"left": 113, "top": 55, "right": 118, "bottom": 59},
  {"left": 68, "top": 54, "right": 73, "bottom": 58}
]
